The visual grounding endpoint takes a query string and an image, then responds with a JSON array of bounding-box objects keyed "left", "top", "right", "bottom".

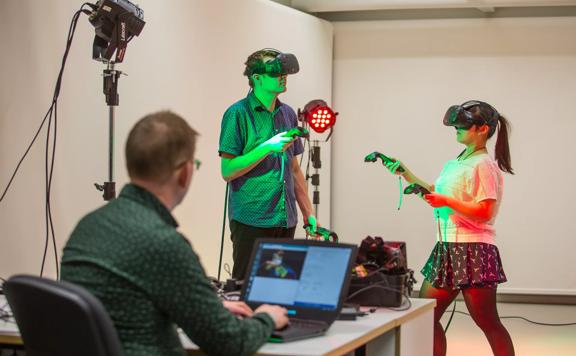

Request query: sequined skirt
[{"left": 421, "top": 242, "right": 507, "bottom": 289}]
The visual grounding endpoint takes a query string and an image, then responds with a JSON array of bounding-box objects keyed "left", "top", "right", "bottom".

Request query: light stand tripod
[
  {"left": 298, "top": 100, "right": 338, "bottom": 217},
  {"left": 94, "top": 61, "right": 123, "bottom": 201},
  {"left": 308, "top": 140, "right": 322, "bottom": 217}
]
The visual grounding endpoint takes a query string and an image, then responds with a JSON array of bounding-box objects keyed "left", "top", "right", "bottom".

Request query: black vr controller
[
  {"left": 403, "top": 183, "right": 430, "bottom": 196},
  {"left": 284, "top": 126, "right": 309, "bottom": 139},
  {"left": 304, "top": 224, "right": 338, "bottom": 242},
  {"left": 364, "top": 151, "right": 405, "bottom": 173}
]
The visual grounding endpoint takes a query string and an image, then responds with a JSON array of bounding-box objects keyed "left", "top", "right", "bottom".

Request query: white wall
[
  {"left": 332, "top": 17, "right": 576, "bottom": 295},
  {"left": 0, "top": 0, "right": 333, "bottom": 280}
]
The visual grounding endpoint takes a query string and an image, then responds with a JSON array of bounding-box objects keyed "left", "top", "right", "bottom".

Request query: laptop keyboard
[{"left": 285, "top": 318, "right": 327, "bottom": 330}]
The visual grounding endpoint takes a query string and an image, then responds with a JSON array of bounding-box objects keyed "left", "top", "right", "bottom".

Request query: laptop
[{"left": 240, "top": 238, "right": 358, "bottom": 342}]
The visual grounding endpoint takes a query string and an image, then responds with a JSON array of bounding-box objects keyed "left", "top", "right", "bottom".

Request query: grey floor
[{"left": 440, "top": 301, "right": 576, "bottom": 356}]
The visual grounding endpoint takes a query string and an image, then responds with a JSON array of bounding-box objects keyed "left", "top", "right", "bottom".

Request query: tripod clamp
[
  {"left": 94, "top": 182, "right": 116, "bottom": 201},
  {"left": 103, "top": 64, "right": 125, "bottom": 106}
]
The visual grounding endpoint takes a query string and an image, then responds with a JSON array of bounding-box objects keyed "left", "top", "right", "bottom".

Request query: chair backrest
[{"left": 3, "top": 274, "right": 123, "bottom": 356}]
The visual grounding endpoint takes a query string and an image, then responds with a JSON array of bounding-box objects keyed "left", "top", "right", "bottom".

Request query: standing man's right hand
[
  {"left": 254, "top": 304, "right": 289, "bottom": 329},
  {"left": 264, "top": 131, "right": 295, "bottom": 153}
]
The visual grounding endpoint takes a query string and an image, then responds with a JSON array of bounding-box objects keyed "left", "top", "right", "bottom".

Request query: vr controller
[
  {"left": 364, "top": 151, "right": 405, "bottom": 173},
  {"left": 304, "top": 224, "right": 338, "bottom": 242},
  {"left": 284, "top": 126, "right": 309, "bottom": 139},
  {"left": 403, "top": 183, "right": 430, "bottom": 196}
]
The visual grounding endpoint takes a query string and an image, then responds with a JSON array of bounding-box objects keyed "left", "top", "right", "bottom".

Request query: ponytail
[{"left": 493, "top": 115, "right": 514, "bottom": 174}]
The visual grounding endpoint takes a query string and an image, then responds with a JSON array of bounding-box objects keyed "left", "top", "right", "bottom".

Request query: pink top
[{"left": 433, "top": 153, "right": 503, "bottom": 244}]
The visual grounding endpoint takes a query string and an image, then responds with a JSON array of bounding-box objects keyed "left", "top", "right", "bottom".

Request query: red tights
[{"left": 419, "top": 280, "right": 515, "bottom": 356}]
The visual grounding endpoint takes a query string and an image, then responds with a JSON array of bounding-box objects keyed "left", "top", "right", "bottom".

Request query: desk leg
[
  {"left": 397, "top": 308, "right": 434, "bottom": 356},
  {"left": 366, "top": 328, "right": 396, "bottom": 356},
  {"left": 363, "top": 306, "right": 434, "bottom": 356}
]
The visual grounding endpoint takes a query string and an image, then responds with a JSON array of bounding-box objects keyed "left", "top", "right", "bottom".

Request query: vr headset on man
[{"left": 243, "top": 49, "right": 300, "bottom": 77}]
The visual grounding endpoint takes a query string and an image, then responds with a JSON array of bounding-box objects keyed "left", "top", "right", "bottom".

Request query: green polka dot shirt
[
  {"left": 61, "top": 184, "right": 274, "bottom": 356},
  {"left": 219, "top": 92, "right": 304, "bottom": 228}
]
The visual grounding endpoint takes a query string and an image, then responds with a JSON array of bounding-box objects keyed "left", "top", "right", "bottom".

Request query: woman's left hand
[{"left": 423, "top": 193, "right": 450, "bottom": 208}]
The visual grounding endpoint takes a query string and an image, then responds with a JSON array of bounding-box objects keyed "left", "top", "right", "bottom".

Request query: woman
[{"left": 385, "top": 101, "right": 515, "bottom": 356}]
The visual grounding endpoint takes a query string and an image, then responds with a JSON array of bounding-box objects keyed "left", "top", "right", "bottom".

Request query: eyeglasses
[{"left": 174, "top": 158, "right": 201, "bottom": 170}]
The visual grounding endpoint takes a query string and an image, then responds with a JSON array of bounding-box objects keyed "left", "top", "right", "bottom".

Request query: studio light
[
  {"left": 89, "top": 0, "right": 145, "bottom": 63},
  {"left": 297, "top": 100, "right": 339, "bottom": 219},
  {"left": 299, "top": 99, "right": 338, "bottom": 134}
]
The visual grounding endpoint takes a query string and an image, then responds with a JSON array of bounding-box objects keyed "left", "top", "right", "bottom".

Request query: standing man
[
  {"left": 62, "top": 111, "right": 287, "bottom": 356},
  {"left": 219, "top": 49, "right": 317, "bottom": 280}
]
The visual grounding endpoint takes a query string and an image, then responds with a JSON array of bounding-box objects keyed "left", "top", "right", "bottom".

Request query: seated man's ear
[{"left": 177, "top": 161, "right": 193, "bottom": 188}]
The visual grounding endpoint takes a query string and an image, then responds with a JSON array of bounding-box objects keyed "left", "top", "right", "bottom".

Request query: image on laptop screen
[{"left": 243, "top": 242, "right": 353, "bottom": 311}]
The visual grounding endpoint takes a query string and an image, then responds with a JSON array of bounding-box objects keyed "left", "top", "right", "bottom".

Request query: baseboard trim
[
  {"left": 410, "top": 290, "right": 576, "bottom": 305},
  {"left": 315, "top": 6, "right": 576, "bottom": 22}
]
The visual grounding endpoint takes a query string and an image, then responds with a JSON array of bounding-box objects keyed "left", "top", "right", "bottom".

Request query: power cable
[{"left": 0, "top": 4, "right": 92, "bottom": 279}]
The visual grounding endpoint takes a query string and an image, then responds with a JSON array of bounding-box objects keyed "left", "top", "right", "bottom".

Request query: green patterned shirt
[
  {"left": 219, "top": 92, "right": 304, "bottom": 228},
  {"left": 61, "top": 184, "right": 274, "bottom": 356}
]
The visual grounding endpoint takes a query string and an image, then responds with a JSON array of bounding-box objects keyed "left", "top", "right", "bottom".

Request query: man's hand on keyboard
[
  {"left": 223, "top": 301, "right": 253, "bottom": 318},
  {"left": 255, "top": 304, "right": 289, "bottom": 329}
]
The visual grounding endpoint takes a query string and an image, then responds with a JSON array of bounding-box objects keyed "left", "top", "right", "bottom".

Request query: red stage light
[{"left": 306, "top": 105, "right": 337, "bottom": 133}]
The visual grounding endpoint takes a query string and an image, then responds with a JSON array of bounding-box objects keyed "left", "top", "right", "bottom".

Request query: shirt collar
[
  {"left": 119, "top": 183, "right": 179, "bottom": 228},
  {"left": 248, "top": 90, "right": 283, "bottom": 113}
]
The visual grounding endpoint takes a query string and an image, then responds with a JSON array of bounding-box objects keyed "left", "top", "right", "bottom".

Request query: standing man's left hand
[{"left": 304, "top": 215, "right": 322, "bottom": 238}]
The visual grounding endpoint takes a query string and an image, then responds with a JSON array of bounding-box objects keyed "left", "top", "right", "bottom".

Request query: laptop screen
[{"left": 243, "top": 241, "right": 353, "bottom": 311}]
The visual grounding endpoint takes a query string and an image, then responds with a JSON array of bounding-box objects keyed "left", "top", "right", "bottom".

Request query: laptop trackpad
[{"left": 270, "top": 319, "right": 329, "bottom": 342}]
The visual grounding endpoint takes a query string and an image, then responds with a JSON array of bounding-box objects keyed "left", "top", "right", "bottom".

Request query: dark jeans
[{"left": 230, "top": 220, "right": 296, "bottom": 280}]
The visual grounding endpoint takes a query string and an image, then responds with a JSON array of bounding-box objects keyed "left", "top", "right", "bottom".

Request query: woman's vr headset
[
  {"left": 244, "top": 49, "right": 300, "bottom": 78},
  {"left": 443, "top": 100, "right": 499, "bottom": 136}
]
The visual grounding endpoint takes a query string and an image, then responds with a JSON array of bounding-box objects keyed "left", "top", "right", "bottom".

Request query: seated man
[{"left": 61, "top": 111, "right": 287, "bottom": 356}]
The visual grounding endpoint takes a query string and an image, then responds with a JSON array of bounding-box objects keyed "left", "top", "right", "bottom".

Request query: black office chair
[{"left": 3, "top": 274, "right": 123, "bottom": 356}]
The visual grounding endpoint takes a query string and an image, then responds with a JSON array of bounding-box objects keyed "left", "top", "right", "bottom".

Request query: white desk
[
  {"left": 0, "top": 298, "right": 20, "bottom": 348},
  {"left": 0, "top": 296, "right": 435, "bottom": 356},
  {"left": 181, "top": 298, "right": 435, "bottom": 356}
]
